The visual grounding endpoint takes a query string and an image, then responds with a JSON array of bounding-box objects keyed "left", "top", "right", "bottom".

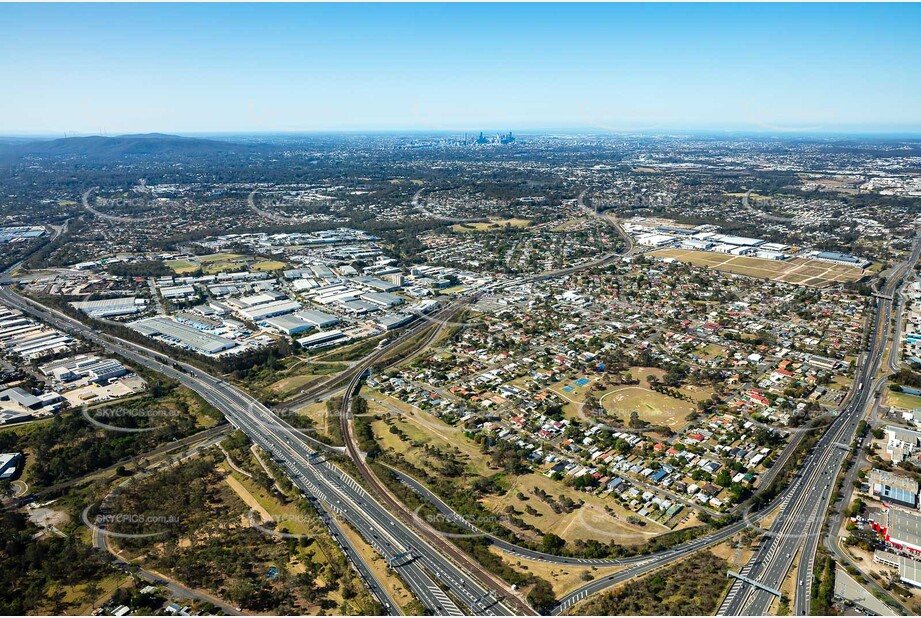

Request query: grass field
[
  {"left": 724, "top": 191, "right": 770, "bottom": 199},
  {"left": 451, "top": 218, "right": 531, "bottom": 232},
  {"left": 202, "top": 260, "right": 250, "bottom": 274},
  {"left": 269, "top": 373, "right": 326, "bottom": 396},
  {"left": 165, "top": 258, "right": 199, "bottom": 274},
  {"left": 251, "top": 259, "right": 288, "bottom": 272},
  {"left": 365, "top": 391, "right": 495, "bottom": 477},
  {"left": 600, "top": 386, "right": 696, "bottom": 430},
  {"left": 55, "top": 575, "right": 133, "bottom": 616},
  {"left": 487, "top": 545, "right": 623, "bottom": 597},
  {"left": 651, "top": 248, "right": 867, "bottom": 287},
  {"left": 481, "top": 473, "right": 669, "bottom": 545},
  {"left": 551, "top": 217, "right": 591, "bottom": 232},
  {"left": 548, "top": 367, "right": 670, "bottom": 420},
  {"left": 268, "top": 362, "right": 347, "bottom": 397},
  {"left": 166, "top": 252, "right": 257, "bottom": 275},
  {"left": 698, "top": 343, "right": 727, "bottom": 360},
  {"left": 886, "top": 389, "right": 921, "bottom": 410},
  {"left": 197, "top": 252, "right": 244, "bottom": 262},
  {"left": 224, "top": 463, "right": 320, "bottom": 538}
]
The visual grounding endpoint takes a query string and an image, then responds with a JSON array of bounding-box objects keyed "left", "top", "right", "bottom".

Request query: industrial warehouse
[
  {"left": 871, "top": 469, "right": 921, "bottom": 509},
  {"left": 71, "top": 296, "right": 148, "bottom": 318},
  {"left": 129, "top": 316, "right": 240, "bottom": 356},
  {"left": 874, "top": 508, "right": 921, "bottom": 554},
  {"left": 0, "top": 302, "right": 75, "bottom": 360},
  {"left": 628, "top": 220, "right": 872, "bottom": 267}
]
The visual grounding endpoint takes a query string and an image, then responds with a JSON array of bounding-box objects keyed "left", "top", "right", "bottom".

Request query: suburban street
[
  {"left": 719, "top": 234, "right": 921, "bottom": 616},
  {"left": 1, "top": 11, "right": 916, "bottom": 615},
  {"left": 2, "top": 202, "right": 884, "bottom": 617}
]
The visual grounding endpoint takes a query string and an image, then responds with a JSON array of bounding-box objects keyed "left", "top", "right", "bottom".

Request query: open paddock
[
  {"left": 451, "top": 218, "right": 531, "bottom": 232},
  {"left": 164, "top": 259, "right": 199, "bottom": 274}
]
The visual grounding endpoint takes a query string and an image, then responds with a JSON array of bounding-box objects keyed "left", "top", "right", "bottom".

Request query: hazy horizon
[
  {"left": 4, "top": 127, "right": 921, "bottom": 141},
  {"left": 2, "top": 3, "right": 920, "bottom": 135}
]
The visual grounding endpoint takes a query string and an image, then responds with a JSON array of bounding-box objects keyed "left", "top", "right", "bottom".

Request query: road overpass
[
  {"left": 0, "top": 286, "right": 516, "bottom": 616},
  {"left": 718, "top": 233, "right": 921, "bottom": 616}
]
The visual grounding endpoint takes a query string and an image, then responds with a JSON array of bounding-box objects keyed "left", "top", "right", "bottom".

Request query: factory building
[
  {"left": 874, "top": 551, "right": 921, "bottom": 588},
  {"left": 360, "top": 291, "right": 404, "bottom": 308},
  {"left": 39, "top": 355, "right": 128, "bottom": 385},
  {"left": 159, "top": 284, "right": 196, "bottom": 300},
  {"left": 354, "top": 276, "right": 402, "bottom": 292},
  {"left": 130, "top": 317, "right": 238, "bottom": 355},
  {"left": 295, "top": 309, "right": 339, "bottom": 329},
  {"left": 341, "top": 299, "right": 380, "bottom": 315},
  {"left": 875, "top": 508, "right": 921, "bottom": 554},
  {"left": 262, "top": 314, "right": 315, "bottom": 336},
  {"left": 886, "top": 425, "right": 921, "bottom": 463},
  {"left": 636, "top": 233, "right": 677, "bottom": 247},
  {"left": 376, "top": 313, "right": 415, "bottom": 331},
  {"left": 680, "top": 239, "right": 714, "bottom": 251},
  {"left": 0, "top": 387, "right": 62, "bottom": 411},
  {"left": 871, "top": 469, "right": 920, "bottom": 509},
  {"left": 238, "top": 299, "right": 302, "bottom": 321},
  {"left": 230, "top": 291, "right": 287, "bottom": 309},
  {"left": 0, "top": 453, "right": 21, "bottom": 480},
  {"left": 710, "top": 234, "right": 765, "bottom": 247},
  {"left": 813, "top": 251, "right": 871, "bottom": 268},
  {"left": 298, "top": 329, "right": 348, "bottom": 350},
  {"left": 71, "top": 297, "right": 147, "bottom": 318}
]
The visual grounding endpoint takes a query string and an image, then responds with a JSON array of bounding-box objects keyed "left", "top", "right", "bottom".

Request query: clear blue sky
[{"left": 2, "top": 3, "right": 919, "bottom": 135}]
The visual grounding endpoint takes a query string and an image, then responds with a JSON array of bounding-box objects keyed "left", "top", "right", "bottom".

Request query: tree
[
  {"left": 83, "top": 582, "right": 102, "bottom": 609},
  {"left": 628, "top": 410, "right": 647, "bottom": 429},
  {"left": 541, "top": 532, "right": 566, "bottom": 553},
  {"left": 526, "top": 578, "right": 556, "bottom": 613}
]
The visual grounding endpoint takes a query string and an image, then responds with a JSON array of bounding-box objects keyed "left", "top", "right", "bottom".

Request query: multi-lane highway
[
  {"left": 0, "top": 286, "right": 517, "bottom": 617},
  {"left": 5, "top": 202, "right": 903, "bottom": 616},
  {"left": 546, "top": 236, "right": 921, "bottom": 615},
  {"left": 718, "top": 234, "right": 921, "bottom": 616},
  {"left": 0, "top": 190, "right": 636, "bottom": 618}
]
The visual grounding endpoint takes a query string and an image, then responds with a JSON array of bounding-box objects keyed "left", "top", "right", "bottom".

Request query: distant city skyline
[{"left": 1, "top": 3, "right": 920, "bottom": 135}]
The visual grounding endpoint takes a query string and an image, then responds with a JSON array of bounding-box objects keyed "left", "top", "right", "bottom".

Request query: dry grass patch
[
  {"left": 652, "top": 248, "right": 866, "bottom": 287},
  {"left": 487, "top": 545, "right": 624, "bottom": 597},
  {"left": 600, "top": 386, "right": 696, "bottom": 431},
  {"left": 482, "top": 473, "right": 669, "bottom": 545},
  {"left": 451, "top": 218, "right": 531, "bottom": 232}
]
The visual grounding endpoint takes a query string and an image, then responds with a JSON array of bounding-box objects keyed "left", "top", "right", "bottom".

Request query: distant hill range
[{"left": 0, "top": 133, "right": 260, "bottom": 159}]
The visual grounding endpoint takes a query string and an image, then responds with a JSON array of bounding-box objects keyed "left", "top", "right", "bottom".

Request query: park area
[
  {"left": 451, "top": 218, "right": 531, "bottom": 232},
  {"left": 165, "top": 253, "right": 288, "bottom": 275},
  {"left": 651, "top": 248, "right": 867, "bottom": 287},
  {"left": 600, "top": 386, "right": 697, "bottom": 431},
  {"left": 547, "top": 367, "right": 709, "bottom": 431},
  {"left": 481, "top": 472, "right": 674, "bottom": 546}
]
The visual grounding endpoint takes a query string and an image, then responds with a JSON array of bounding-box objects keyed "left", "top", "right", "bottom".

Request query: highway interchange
[
  {"left": 0, "top": 286, "right": 518, "bottom": 617},
  {"left": 2, "top": 209, "right": 916, "bottom": 616}
]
